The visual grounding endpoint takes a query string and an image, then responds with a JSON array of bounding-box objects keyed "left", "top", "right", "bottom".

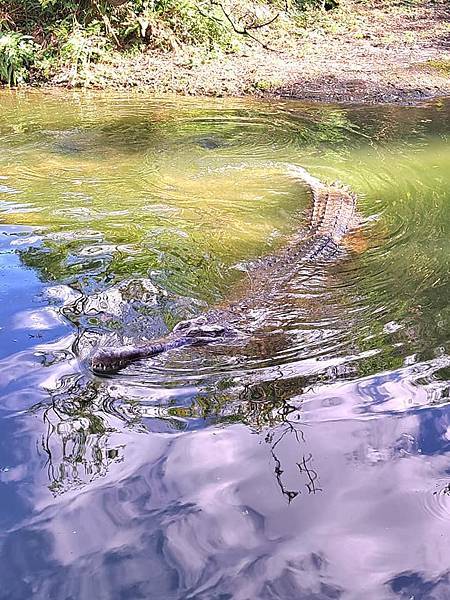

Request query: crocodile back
[{"left": 309, "top": 185, "right": 357, "bottom": 242}]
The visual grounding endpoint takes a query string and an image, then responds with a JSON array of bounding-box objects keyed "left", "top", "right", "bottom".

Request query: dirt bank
[{"left": 50, "top": 1, "right": 450, "bottom": 104}]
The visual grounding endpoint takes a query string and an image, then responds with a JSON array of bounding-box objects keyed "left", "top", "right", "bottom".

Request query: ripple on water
[
  {"left": 0, "top": 94, "right": 449, "bottom": 413},
  {"left": 422, "top": 481, "right": 450, "bottom": 523},
  {"left": 1, "top": 93, "right": 450, "bottom": 599}
]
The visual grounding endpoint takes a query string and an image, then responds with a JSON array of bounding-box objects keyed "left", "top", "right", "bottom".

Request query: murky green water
[{"left": 0, "top": 90, "right": 449, "bottom": 599}]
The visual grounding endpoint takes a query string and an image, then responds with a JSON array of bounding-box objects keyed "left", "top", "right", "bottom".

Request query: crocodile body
[{"left": 91, "top": 167, "right": 358, "bottom": 374}]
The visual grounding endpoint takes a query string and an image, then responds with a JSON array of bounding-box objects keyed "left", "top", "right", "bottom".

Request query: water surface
[{"left": 0, "top": 90, "right": 449, "bottom": 599}]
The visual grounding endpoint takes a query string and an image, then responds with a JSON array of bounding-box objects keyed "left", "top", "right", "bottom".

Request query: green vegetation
[
  {"left": 0, "top": 31, "right": 37, "bottom": 84},
  {"left": 0, "top": 0, "right": 339, "bottom": 86}
]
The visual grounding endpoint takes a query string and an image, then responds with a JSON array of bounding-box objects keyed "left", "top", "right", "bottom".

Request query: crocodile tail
[{"left": 286, "top": 165, "right": 324, "bottom": 191}]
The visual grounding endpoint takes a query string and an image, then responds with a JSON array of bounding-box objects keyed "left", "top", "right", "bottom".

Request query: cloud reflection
[{"left": 1, "top": 356, "right": 450, "bottom": 599}]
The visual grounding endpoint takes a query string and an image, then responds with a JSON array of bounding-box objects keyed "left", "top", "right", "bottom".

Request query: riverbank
[
  {"left": 49, "top": 1, "right": 450, "bottom": 104},
  {"left": 3, "top": 0, "right": 450, "bottom": 104}
]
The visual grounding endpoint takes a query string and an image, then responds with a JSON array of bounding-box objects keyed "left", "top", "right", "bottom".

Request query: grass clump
[{"left": 59, "top": 26, "right": 111, "bottom": 84}]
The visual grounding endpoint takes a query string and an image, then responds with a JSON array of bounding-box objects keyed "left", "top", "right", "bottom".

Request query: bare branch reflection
[
  {"left": 34, "top": 364, "right": 322, "bottom": 501},
  {"left": 237, "top": 375, "right": 322, "bottom": 502}
]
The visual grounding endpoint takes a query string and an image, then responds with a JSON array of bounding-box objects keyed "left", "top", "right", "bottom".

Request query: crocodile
[{"left": 91, "top": 166, "right": 359, "bottom": 374}]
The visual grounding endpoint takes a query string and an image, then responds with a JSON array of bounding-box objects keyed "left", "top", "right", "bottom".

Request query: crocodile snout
[{"left": 91, "top": 349, "right": 128, "bottom": 375}]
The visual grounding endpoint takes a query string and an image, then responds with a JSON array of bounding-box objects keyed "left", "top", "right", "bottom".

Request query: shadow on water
[{"left": 0, "top": 91, "right": 449, "bottom": 599}]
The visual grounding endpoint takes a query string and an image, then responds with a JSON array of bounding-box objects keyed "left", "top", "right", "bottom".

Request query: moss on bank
[{"left": 425, "top": 59, "right": 450, "bottom": 76}]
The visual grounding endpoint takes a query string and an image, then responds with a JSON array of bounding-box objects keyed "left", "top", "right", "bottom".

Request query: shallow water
[{"left": 0, "top": 90, "right": 449, "bottom": 599}]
